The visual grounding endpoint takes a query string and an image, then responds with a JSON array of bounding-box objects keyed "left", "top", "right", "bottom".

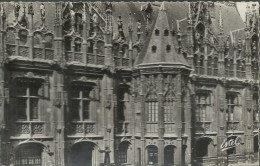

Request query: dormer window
[
  {"left": 152, "top": 46, "right": 157, "bottom": 53},
  {"left": 155, "top": 29, "right": 160, "bottom": 36},
  {"left": 166, "top": 45, "right": 171, "bottom": 52},
  {"left": 164, "top": 29, "right": 169, "bottom": 36}
]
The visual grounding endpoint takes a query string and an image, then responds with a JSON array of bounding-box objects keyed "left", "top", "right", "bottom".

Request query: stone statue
[
  {"left": 137, "top": 20, "right": 141, "bottom": 33},
  {"left": 92, "top": 12, "right": 98, "bottom": 24},
  {"left": 14, "top": 3, "right": 20, "bottom": 20},
  {"left": 28, "top": 2, "right": 34, "bottom": 15},
  {"left": 40, "top": 3, "right": 45, "bottom": 26},
  {"left": 117, "top": 16, "right": 125, "bottom": 40}
]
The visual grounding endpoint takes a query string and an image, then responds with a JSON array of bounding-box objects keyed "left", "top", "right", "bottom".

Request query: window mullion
[
  {"left": 27, "top": 87, "right": 30, "bottom": 121},
  {"left": 80, "top": 91, "right": 83, "bottom": 121}
]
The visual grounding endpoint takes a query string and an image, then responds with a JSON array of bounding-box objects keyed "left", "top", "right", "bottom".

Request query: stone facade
[{"left": 0, "top": 2, "right": 259, "bottom": 166}]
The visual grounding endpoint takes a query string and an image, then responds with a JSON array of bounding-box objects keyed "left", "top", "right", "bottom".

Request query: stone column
[
  {"left": 217, "top": 81, "right": 227, "bottom": 166},
  {"left": 53, "top": 2, "right": 65, "bottom": 166},
  {"left": 185, "top": 80, "right": 192, "bottom": 165},
  {"left": 158, "top": 73, "right": 164, "bottom": 166},
  {"left": 175, "top": 73, "right": 182, "bottom": 166},
  {"left": 0, "top": 8, "right": 7, "bottom": 166}
]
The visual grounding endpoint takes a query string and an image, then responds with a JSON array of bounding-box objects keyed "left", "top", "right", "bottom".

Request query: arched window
[
  {"left": 74, "top": 38, "right": 83, "bottom": 52},
  {"left": 65, "top": 36, "right": 72, "bottom": 51},
  {"left": 164, "top": 145, "right": 175, "bottom": 166},
  {"left": 118, "top": 142, "right": 130, "bottom": 164},
  {"left": 152, "top": 46, "right": 157, "bottom": 53},
  {"left": 70, "top": 142, "right": 96, "bottom": 166},
  {"left": 15, "top": 143, "right": 43, "bottom": 166},
  {"left": 196, "top": 138, "right": 212, "bottom": 157},
  {"left": 147, "top": 145, "right": 158, "bottom": 165}
]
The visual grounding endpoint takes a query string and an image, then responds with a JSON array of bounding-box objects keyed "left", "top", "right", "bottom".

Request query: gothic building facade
[{"left": 0, "top": 1, "right": 259, "bottom": 166}]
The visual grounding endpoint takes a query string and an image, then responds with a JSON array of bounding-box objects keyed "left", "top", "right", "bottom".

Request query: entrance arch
[
  {"left": 117, "top": 141, "right": 131, "bottom": 165},
  {"left": 164, "top": 145, "right": 175, "bottom": 166},
  {"left": 195, "top": 137, "right": 213, "bottom": 158},
  {"left": 70, "top": 141, "right": 96, "bottom": 166},
  {"left": 146, "top": 145, "right": 158, "bottom": 166},
  {"left": 15, "top": 143, "right": 44, "bottom": 166}
]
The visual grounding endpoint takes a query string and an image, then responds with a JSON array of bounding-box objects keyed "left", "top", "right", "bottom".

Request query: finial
[
  {"left": 23, "top": 3, "right": 26, "bottom": 16},
  {"left": 28, "top": 2, "right": 34, "bottom": 15},
  {"left": 160, "top": 2, "right": 166, "bottom": 11},
  {"left": 40, "top": 3, "right": 46, "bottom": 27},
  {"left": 128, "top": 13, "right": 133, "bottom": 32},
  {"left": 117, "top": 16, "right": 125, "bottom": 40},
  {"left": 219, "top": 8, "right": 223, "bottom": 34},
  {"left": 82, "top": 3, "right": 86, "bottom": 23},
  {"left": 14, "top": 3, "right": 20, "bottom": 21}
]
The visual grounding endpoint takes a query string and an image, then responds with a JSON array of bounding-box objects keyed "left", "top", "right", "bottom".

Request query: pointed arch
[
  {"left": 14, "top": 142, "right": 45, "bottom": 166},
  {"left": 164, "top": 145, "right": 176, "bottom": 166},
  {"left": 117, "top": 141, "right": 131, "bottom": 165},
  {"left": 33, "top": 31, "right": 43, "bottom": 47},
  {"left": 146, "top": 145, "right": 158, "bottom": 165},
  {"left": 70, "top": 141, "right": 98, "bottom": 166},
  {"left": 195, "top": 137, "right": 213, "bottom": 158}
]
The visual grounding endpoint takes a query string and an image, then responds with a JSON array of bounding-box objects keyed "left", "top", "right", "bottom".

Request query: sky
[{"left": 236, "top": 2, "right": 259, "bottom": 22}]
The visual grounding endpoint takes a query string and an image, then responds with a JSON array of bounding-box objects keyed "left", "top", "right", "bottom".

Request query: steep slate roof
[
  {"left": 135, "top": 2, "right": 189, "bottom": 68},
  {"left": 3, "top": 2, "right": 247, "bottom": 67}
]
